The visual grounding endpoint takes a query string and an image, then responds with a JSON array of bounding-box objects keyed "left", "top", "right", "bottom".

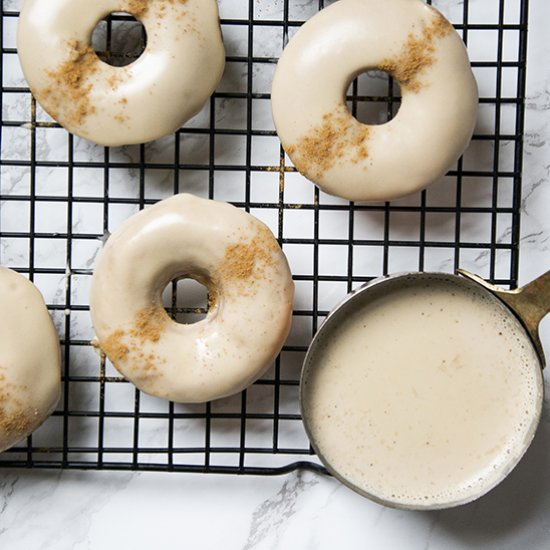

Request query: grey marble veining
[{"left": 0, "top": 0, "right": 549, "bottom": 548}]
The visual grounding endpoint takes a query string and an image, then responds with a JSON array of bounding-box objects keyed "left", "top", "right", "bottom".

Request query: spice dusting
[
  {"left": 211, "top": 224, "right": 282, "bottom": 298},
  {"left": 0, "top": 380, "right": 35, "bottom": 437},
  {"left": 378, "top": 10, "right": 453, "bottom": 92},
  {"left": 219, "top": 228, "right": 278, "bottom": 282},
  {"left": 101, "top": 329, "right": 129, "bottom": 363},
  {"left": 37, "top": 40, "right": 99, "bottom": 126},
  {"left": 207, "top": 285, "right": 219, "bottom": 310},
  {"left": 130, "top": 306, "right": 168, "bottom": 343},
  {"left": 99, "top": 307, "right": 168, "bottom": 376},
  {"left": 222, "top": 243, "right": 259, "bottom": 280},
  {"left": 286, "top": 103, "right": 370, "bottom": 180},
  {"left": 127, "top": 0, "right": 188, "bottom": 20},
  {"left": 126, "top": 0, "right": 150, "bottom": 19},
  {"left": 37, "top": 1, "right": 193, "bottom": 127}
]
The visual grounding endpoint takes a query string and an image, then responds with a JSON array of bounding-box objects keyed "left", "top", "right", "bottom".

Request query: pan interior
[{"left": 301, "top": 273, "right": 543, "bottom": 510}]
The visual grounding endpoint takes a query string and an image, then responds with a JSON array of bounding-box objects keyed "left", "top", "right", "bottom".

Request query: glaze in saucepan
[{"left": 300, "top": 270, "right": 550, "bottom": 510}]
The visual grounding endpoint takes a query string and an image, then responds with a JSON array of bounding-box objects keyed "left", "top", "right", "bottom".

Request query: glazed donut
[
  {"left": 0, "top": 267, "right": 61, "bottom": 453},
  {"left": 271, "top": 0, "right": 478, "bottom": 202},
  {"left": 17, "top": 0, "right": 225, "bottom": 146},
  {"left": 90, "top": 194, "right": 294, "bottom": 403}
]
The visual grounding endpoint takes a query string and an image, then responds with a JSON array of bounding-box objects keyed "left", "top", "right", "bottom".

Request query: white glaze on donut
[
  {"left": 17, "top": 0, "right": 225, "bottom": 146},
  {"left": 90, "top": 194, "right": 295, "bottom": 403},
  {"left": 0, "top": 267, "right": 61, "bottom": 453},
  {"left": 271, "top": 0, "right": 479, "bottom": 202}
]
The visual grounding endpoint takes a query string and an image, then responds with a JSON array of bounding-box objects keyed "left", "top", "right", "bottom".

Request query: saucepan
[{"left": 300, "top": 269, "right": 549, "bottom": 510}]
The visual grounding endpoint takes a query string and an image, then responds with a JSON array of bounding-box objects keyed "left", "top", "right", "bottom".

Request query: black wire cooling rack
[{"left": 0, "top": 0, "right": 529, "bottom": 474}]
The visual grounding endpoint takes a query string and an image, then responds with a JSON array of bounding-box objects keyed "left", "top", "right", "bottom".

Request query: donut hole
[
  {"left": 346, "top": 70, "right": 401, "bottom": 126},
  {"left": 162, "top": 277, "right": 210, "bottom": 325},
  {"left": 91, "top": 12, "right": 147, "bottom": 67}
]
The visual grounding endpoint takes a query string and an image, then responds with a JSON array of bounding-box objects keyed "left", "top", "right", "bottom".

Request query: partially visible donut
[
  {"left": 17, "top": 0, "right": 225, "bottom": 146},
  {"left": 0, "top": 267, "right": 61, "bottom": 453},
  {"left": 271, "top": 0, "right": 478, "bottom": 202},
  {"left": 90, "top": 194, "right": 295, "bottom": 403}
]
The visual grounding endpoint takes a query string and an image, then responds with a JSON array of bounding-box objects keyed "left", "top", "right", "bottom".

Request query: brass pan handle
[{"left": 457, "top": 269, "right": 550, "bottom": 369}]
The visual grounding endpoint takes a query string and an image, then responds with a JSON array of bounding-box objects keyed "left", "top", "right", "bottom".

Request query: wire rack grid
[{"left": 0, "top": 0, "right": 529, "bottom": 475}]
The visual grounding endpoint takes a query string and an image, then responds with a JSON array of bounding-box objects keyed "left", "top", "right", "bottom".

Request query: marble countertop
[{"left": 1, "top": 1, "right": 549, "bottom": 549}]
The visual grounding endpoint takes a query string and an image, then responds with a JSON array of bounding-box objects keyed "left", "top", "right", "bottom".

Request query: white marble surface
[{"left": 1, "top": 0, "right": 550, "bottom": 548}]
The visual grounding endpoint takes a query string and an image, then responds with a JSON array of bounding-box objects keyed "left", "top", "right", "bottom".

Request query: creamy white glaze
[
  {"left": 90, "top": 194, "right": 295, "bottom": 403},
  {"left": 302, "top": 275, "right": 543, "bottom": 509},
  {"left": 271, "top": 0, "right": 479, "bottom": 202},
  {"left": 0, "top": 267, "right": 61, "bottom": 453},
  {"left": 17, "top": 0, "right": 225, "bottom": 146}
]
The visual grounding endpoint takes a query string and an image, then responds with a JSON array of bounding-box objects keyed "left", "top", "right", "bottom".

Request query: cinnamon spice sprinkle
[
  {"left": 0, "top": 411, "right": 34, "bottom": 436},
  {"left": 218, "top": 228, "right": 278, "bottom": 282},
  {"left": 207, "top": 285, "right": 219, "bottom": 310},
  {"left": 100, "top": 229, "right": 280, "bottom": 368},
  {"left": 287, "top": 10, "right": 452, "bottom": 178},
  {"left": 0, "top": 381, "right": 35, "bottom": 436},
  {"left": 286, "top": 103, "right": 371, "bottom": 180},
  {"left": 99, "top": 307, "right": 168, "bottom": 372},
  {"left": 136, "top": 351, "right": 165, "bottom": 374},
  {"left": 378, "top": 10, "right": 453, "bottom": 92},
  {"left": 37, "top": 1, "right": 192, "bottom": 126},
  {"left": 126, "top": 0, "right": 150, "bottom": 19},
  {"left": 127, "top": 0, "right": 188, "bottom": 20},
  {"left": 101, "top": 329, "right": 129, "bottom": 363},
  {"left": 38, "top": 40, "right": 99, "bottom": 126},
  {"left": 221, "top": 243, "right": 260, "bottom": 280},
  {"left": 107, "top": 73, "right": 122, "bottom": 90},
  {"left": 130, "top": 306, "right": 168, "bottom": 343}
]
